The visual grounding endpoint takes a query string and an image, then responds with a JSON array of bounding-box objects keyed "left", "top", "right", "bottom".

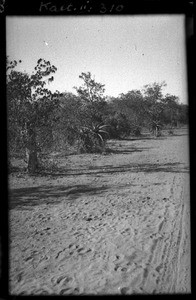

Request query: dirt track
[{"left": 9, "top": 129, "right": 190, "bottom": 295}]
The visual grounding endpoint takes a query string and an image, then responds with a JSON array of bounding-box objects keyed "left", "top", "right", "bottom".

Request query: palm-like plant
[
  {"left": 78, "top": 123, "right": 109, "bottom": 153},
  {"left": 84, "top": 123, "right": 109, "bottom": 142},
  {"left": 150, "top": 120, "right": 163, "bottom": 137}
]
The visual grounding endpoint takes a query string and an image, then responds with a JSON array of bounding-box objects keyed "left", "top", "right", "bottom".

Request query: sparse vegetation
[{"left": 7, "top": 58, "right": 188, "bottom": 174}]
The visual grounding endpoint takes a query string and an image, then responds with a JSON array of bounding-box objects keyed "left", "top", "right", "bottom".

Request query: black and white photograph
[{"left": 7, "top": 13, "right": 191, "bottom": 295}]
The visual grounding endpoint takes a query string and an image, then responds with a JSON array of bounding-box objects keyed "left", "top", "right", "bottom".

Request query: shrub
[
  {"left": 130, "top": 124, "right": 142, "bottom": 137},
  {"left": 77, "top": 123, "right": 109, "bottom": 153},
  {"left": 168, "top": 129, "right": 174, "bottom": 135},
  {"left": 104, "top": 113, "right": 131, "bottom": 139}
]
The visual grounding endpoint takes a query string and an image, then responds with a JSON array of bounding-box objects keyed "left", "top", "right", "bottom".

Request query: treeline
[{"left": 7, "top": 58, "right": 188, "bottom": 173}]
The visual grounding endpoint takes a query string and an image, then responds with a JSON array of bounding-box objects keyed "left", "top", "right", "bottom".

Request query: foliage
[
  {"left": 74, "top": 72, "right": 107, "bottom": 124},
  {"left": 168, "top": 129, "right": 174, "bottom": 135},
  {"left": 7, "top": 57, "right": 59, "bottom": 173},
  {"left": 52, "top": 92, "right": 82, "bottom": 150},
  {"left": 7, "top": 57, "right": 189, "bottom": 172},
  {"left": 116, "top": 90, "right": 146, "bottom": 136},
  {"left": 73, "top": 72, "right": 109, "bottom": 152},
  {"left": 161, "top": 94, "right": 179, "bottom": 127},
  {"left": 141, "top": 82, "right": 168, "bottom": 136},
  {"left": 104, "top": 112, "right": 131, "bottom": 139},
  {"left": 177, "top": 104, "right": 189, "bottom": 125},
  {"left": 74, "top": 72, "right": 105, "bottom": 104}
]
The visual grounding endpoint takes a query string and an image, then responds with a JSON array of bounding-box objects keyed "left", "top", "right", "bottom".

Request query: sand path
[{"left": 9, "top": 130, "right": 190, "bottom": 294}]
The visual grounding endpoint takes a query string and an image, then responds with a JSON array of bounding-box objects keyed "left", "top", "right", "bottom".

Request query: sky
[{"left": 6, "top": 15, "right": 188, "bottom": 103}]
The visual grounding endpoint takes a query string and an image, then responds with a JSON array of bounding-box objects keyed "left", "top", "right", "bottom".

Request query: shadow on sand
[
  {"left": 20, "top": 162, "right": 189, "bottom": 178},
  {"left": 104, "top": 146, "right": 152, "bottom": 155},
  {"left": 9, "top": 161, "right": 189, "bottom": 210},
  {"left": 9, "top": 184, "right": 109, "bottom": 209}
]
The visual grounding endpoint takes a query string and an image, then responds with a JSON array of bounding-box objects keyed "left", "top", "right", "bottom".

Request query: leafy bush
[
  {"left": 34, "top": 156, "right": 59, "bottom": 174},
  {"left": 168, "top": 129, "right": 174, "bottom": 135},
  {"left": 104, "top": 113, "right": 131, "bottom": 139},
  {"left": 131, "top": 126, "right": 142, "bottom": 136}
]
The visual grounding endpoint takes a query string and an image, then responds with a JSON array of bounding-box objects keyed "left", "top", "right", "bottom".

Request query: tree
[
  {"left": 52, "top": 92, "right": 83, "bottom": 150},
  {"left": 178, "top": 104, "right": 188, "bottom": 125},
  {"left": 73, "top": 72, "right": 109, "bottom": 152},
  {"left": 162, "top": 94, "right": 179, "bottom": 128},
  {"left": 7, "top": 57, "right": 58, "bottom": 173},
  {"left": 142, "top": 82, "right": 167, "bottom": 137},
  {"left": 74, "top": 72, "right": 105, "bottom": 104},
  {"left": 117, "top": 90, "right": 146, "bottom": 136},
  {"left": 74, "top": 72, "right": 107, "bottom": 125}
]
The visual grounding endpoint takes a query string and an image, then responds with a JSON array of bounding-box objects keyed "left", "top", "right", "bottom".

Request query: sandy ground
[{"left": 9, "top": 129, "right": 190, "bottom": 295}]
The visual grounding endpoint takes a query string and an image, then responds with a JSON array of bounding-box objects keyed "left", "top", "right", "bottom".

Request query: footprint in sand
[
  {"left": 68, "top": 244, "right": 92, "bottom": 256},
  {"left": 113, "top": 254, "right": 130, "bottom": 272},
  {"left": 118, "top": 286, "right": 132, "bottom": 294},
  {"left": 59, "top": 287, "right": 80, "bottom": 295},
  {"left": 51, "top": 274, "right": 80, "bottom": 294},
  {"left": 51, "top": 273, "right": 73, "bottom": 285}
]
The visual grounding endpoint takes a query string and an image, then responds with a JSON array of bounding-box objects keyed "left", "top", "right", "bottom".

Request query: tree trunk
[
  {"left": 28, "top": 150, "right": 38, "bottom": 173},
  {"left": 26, "top": 123, "right": 39, "bottom": 174},
  {"left": 155, "top": 126, "right": 158, "bottom": 137},
  {"left": 8, "top": 158, "right": 12, "bottom": 173}
]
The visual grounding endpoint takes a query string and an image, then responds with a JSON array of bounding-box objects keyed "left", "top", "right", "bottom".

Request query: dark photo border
[{"left": 1, "top": 0, "right": 194, "bottom": 298}]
